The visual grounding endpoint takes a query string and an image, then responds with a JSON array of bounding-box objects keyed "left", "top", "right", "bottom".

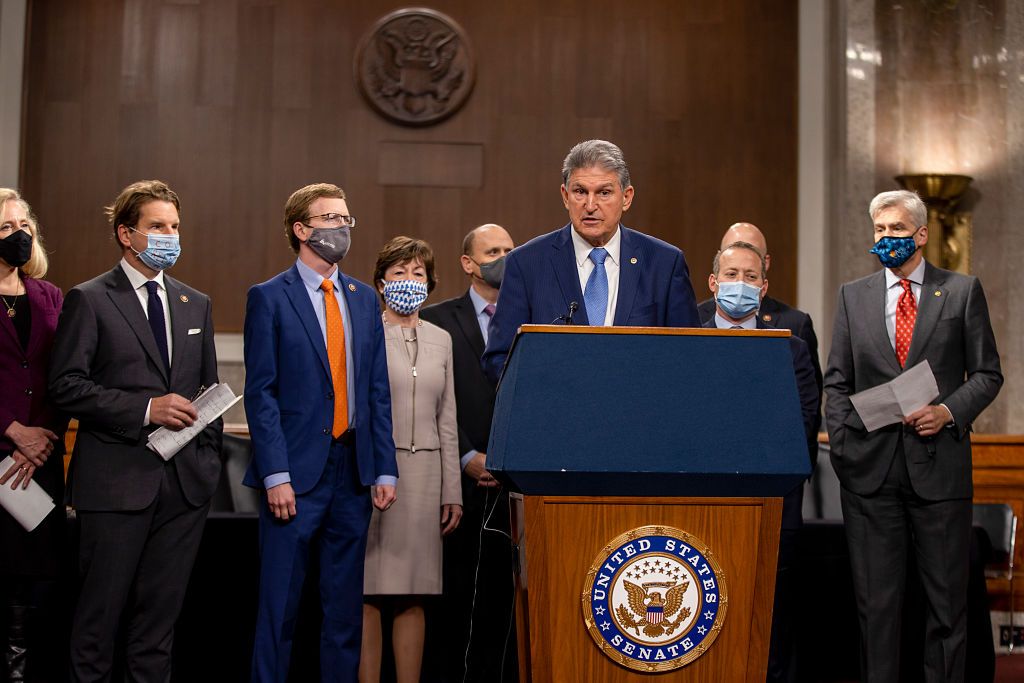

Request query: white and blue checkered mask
[{"left": 382, "top": 279, "right": 429, "bottom": 316}]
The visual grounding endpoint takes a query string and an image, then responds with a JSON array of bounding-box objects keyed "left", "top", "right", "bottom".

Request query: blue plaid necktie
[
  {"left": 584, "top": 248, "right": 609, "bottom": 326},
  {"left": 145, "top": 280, "right": 170, "bottom": 373}
]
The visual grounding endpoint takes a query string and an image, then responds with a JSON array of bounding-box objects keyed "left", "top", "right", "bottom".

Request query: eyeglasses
[{"left": 303, "top": 213, "right": 356, "bottom": 229}]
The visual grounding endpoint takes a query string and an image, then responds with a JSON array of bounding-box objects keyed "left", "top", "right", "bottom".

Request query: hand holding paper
[
  {"left": 849, "top": 360, "right": 940, "bottom": 432},
  {"left": 147, "top": 383, "right": 240, "bottom": 461},
  {"left": 0, "top": 455, "right": 55, "bottom": 532}
]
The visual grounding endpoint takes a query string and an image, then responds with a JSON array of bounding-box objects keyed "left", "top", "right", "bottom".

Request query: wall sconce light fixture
[{"left": 895, "top": 173, "right": 973, "bottom": 273}]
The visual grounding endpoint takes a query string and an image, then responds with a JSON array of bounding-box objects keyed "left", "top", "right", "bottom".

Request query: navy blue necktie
[
  {"left": 145, "top": 280, "right": 170, "bottom": 373},
  {"left": 584, "top": 248, "right": 609, "bottom": 326}
]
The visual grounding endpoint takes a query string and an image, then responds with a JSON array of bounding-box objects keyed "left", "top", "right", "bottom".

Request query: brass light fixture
[{"left": 895, "top": 173, "right": 973, "bottom": 273}]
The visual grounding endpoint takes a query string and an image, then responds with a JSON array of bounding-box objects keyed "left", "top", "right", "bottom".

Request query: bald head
[
  {"left": 462, "top": 223, "right": 511, "bottom": 256},
  {"left": 721, "top": 222, "right": 770, "bottom": 270}
]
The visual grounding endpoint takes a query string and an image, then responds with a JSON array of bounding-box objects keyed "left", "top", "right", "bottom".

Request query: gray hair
[
  {"left": 869, "top": 190, "right": 927, "bottom": 228},
  {"left": 712, "top": 240, "right": 767, "bottom": 280},
  {"left": 561, "top": 140, "right": 631, "bottom": 190}
]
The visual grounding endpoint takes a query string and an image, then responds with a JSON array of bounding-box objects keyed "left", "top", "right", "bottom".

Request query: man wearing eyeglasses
[{"left": 244, "top": 183, "right": 397, "bottom": 682}]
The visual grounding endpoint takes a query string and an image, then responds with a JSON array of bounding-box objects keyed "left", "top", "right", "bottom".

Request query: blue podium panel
[{"left": 487, "top": 326, "right": 810, "bottom": 497}]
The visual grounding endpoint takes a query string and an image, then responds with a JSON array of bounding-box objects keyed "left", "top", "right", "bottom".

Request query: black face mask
[{"left": 0, "top": 229, "right": 32, "bottom": 268}]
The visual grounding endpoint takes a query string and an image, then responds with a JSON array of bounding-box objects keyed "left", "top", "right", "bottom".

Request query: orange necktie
[
  {"left": 895, "top": 279, "right": 917, "bottom": 368},
  {"left": 321, "top": 279, "right": 349, "bottom": 436}
]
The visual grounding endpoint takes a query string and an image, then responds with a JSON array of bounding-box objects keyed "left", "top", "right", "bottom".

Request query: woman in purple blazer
[{"left": 0, "top": 188, "right": 66, "bottom": 682}]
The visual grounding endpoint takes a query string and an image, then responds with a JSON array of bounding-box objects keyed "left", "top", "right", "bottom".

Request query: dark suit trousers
[
  {"left": 438, "top": 484, "right": 517, "bottom": 682},
  {"left": 840, "top": 441, "right": 971, "bottom": 683},
  {"left": 251, "top": 440, "right": 371, "bottom": 683},
  {"left": 70, "top": 462, "right": 209, "bottom": 683}
]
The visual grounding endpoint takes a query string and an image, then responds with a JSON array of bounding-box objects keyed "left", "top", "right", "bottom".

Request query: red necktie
[
  {"left": 895, "top": 279, "right": 916, "bottom": 368},
  {"left": 321, "top": 279, "right": 349, "bottom": 437}
]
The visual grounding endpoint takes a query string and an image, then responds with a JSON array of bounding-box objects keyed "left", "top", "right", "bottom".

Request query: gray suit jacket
[
  {"left": 49, "top": 265, "right": 222, "bottom": 511},
  {"left": 824, "top": 261, "right": 1002, "bottom": 500}
]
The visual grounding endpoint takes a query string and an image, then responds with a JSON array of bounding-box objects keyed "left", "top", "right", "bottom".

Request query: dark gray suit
[
  {"left": 49, "top": 264, "right": 221, "bottom": 682},
  {"left": 824, "top": 261, "right": 1001, "bottom": 683}
]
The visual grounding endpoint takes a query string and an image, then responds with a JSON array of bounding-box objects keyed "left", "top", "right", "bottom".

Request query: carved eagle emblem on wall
[{"left": 355, "top": 8, "right": 476, "bottom": 126}]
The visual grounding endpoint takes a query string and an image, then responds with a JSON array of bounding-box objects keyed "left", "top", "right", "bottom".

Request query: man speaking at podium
[{"left": 482, "top": 139, "right": 700, "bottom": 381}]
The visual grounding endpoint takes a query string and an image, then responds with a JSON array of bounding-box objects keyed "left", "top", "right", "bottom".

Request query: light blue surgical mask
[
  {"left": 128, "top": 227, "right": 181, "bottom": 271},
  {"left": 715, "top": 281, "right": 762, "bottom": 319}
]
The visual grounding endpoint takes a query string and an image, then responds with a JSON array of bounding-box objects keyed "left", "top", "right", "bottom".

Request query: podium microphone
[{"left": 552, "top": 301, "right": 579, "bottom": 325}]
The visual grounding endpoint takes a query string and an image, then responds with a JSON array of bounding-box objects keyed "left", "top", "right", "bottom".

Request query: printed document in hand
[
  {"left": 850, "top": 360, "right": 940, "bottom": 432},
  {"left": 0, "top": 455, "right": 55, "bottom": 532},
  {"left": 147, "top": 383, "right": 241, "bottom": 461}
]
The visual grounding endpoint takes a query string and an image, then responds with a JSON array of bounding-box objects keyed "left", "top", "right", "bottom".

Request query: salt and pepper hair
[
  {"left": 561, "top": 140, "right": 631, "bottom": 191},
  {"left": 712, "top": 240, "right": 767, "bottom": 280},
  {"left": 869, "top": 190, "right": 927, "bottom": 229},
  {"left": 0, "top": 188, "right": 49, "bottom": 279}
]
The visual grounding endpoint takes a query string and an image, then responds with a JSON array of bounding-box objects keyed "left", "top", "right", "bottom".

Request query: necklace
[{"left": 0, "top": 282, "right": 21, "bottom": 318}]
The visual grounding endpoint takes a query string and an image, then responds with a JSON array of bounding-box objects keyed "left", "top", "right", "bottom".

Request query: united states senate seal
[{"left": 581, "top": 526, "right": 728, "bottom": 672}]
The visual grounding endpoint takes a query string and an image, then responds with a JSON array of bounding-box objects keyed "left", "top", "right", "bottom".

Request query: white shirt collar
[
  {"left": 571, "top": 225, "right": 621, "bottom": 267},
  {"left": 120, "top": 257, "right": 165, "bottom": 291},
  {"left": 884, "top": 258, "right": 926, "bottom": 288}
]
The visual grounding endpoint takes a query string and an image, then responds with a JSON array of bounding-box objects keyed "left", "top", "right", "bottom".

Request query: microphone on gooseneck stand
[
  {"left": 550, "top": 301, "right": 579, "bottom": 325},
  {"left": 566, "top": 301, "right": 578, "bottom": 325}
]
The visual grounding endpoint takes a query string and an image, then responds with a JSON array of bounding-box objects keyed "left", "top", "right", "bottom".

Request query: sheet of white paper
[
  {"left": 147, "top": 383, "right": 241, "bottom": 461},
  {"left": 891, "top": 360, "right": 940, "bottom": 416},
  {"left": 850, "top": 360, "right": 940, "bottom": 432},
  {"left": 0, "top": 456, "right": 56, "bottom": 532}
]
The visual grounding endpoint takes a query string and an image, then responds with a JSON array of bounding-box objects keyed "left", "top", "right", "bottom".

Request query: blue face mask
[
  {"left": 382, "top": 279, "right": 428, "bottom": 316},
  {"left": 869, "top": 229, "right": 921, "bottom": 268},
  {"left": 716, "top": 281, "right": 762, "bottom": 319},
  {"left": 129, "top": 228, "right": 181, "bottom": 271}
]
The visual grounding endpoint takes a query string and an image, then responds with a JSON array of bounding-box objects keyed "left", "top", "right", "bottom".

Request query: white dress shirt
[
  {"left": 121, "top": 259, "right": 173, "bottom": 427},
  {"left": 571, "top": 226, "right": 621, "bottom": 326},
  {"left": 120, "top": 257, "right": 173, "bottom": 362}
]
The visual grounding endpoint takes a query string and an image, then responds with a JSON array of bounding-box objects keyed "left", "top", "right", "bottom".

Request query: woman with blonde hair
[
  {"left": 0, "top": 188, "right": 67, "bottom": 681},
  {"left": 360, "top": 236, "right": 462, "bottom": 683}
]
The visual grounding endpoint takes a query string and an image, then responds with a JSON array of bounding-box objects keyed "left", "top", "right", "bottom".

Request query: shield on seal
[{"left": 647, "top": 604, "right": 664, "bottom": 624}]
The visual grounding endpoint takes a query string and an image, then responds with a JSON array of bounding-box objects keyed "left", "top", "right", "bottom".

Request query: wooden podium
[{"left": 487, "top": 326, "right": 809, "bottom": 682}]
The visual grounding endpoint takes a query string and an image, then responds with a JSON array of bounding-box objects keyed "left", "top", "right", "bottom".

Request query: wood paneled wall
[{"left": 21, "top": 0, "right": 797, "bottom": 331}]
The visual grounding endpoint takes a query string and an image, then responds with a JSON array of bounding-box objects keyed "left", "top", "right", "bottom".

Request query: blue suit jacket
[
  {"left": 482, "top": 224, "right": 700, "bottom": 381},
  {"left": 242, "top": 264, "right": 397, "bottom": 494}
]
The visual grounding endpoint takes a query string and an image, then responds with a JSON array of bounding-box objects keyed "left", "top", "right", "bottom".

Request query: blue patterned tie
[
  {"left": 584, "top": 247, "right": 609, "bottom": 326},
  {"left": 145, "top": 280, "right": 170, "bottom": 373}
]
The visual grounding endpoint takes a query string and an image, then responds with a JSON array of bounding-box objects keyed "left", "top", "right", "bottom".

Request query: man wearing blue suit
[
  {"left": 702, "top": 241, "right": 819, "bottom": 683},
  {"left": 244, "top": 183, "right": 398, "bottom": 682},
  {"left": 482, "top": 139, "right": 700, "bottom": 381}
]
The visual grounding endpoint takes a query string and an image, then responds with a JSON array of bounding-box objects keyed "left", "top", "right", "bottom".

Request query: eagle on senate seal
[{"left": 616, "top": 578, "right": 691, "bottom": 638}]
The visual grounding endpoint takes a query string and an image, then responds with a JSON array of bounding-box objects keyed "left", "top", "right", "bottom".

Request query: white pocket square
[{"left": 187, "top": 328, "right": 202, "bottom": 335}]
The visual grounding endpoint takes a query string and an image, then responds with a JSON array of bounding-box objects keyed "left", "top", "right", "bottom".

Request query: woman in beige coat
[{"left": 360, "top": 237, "right": 462, "bottom": 683}]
